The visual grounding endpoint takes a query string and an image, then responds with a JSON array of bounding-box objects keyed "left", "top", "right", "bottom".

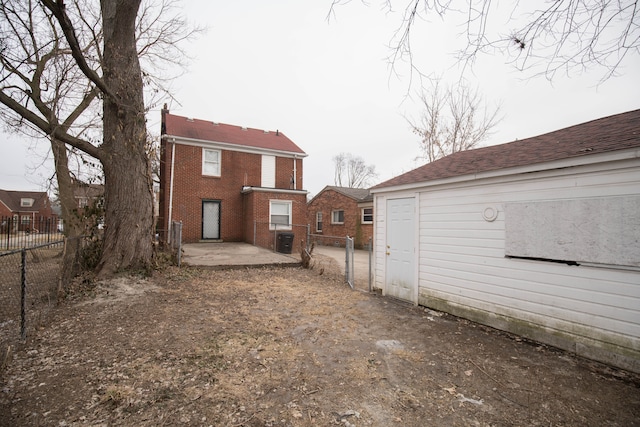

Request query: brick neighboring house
[
  {"left": 158, "top": 108, "right": 308, "bottom": 252},
  {"left": 0, "top": 189, "right": 56, "bottom": 232},
  {"left": 307, "top": 186, "right": 373, "bottom": 249},
  {"left": 72, "top": 179, "right": 104, "bottom": 211}
]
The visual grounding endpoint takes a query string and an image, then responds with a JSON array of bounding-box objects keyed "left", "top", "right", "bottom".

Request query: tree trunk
[
  {"left": 51, "top": 138, "right": 83, "bottom": 292},
  {"left": 97, "top": 0, "right": 154, "bottom": 276}
]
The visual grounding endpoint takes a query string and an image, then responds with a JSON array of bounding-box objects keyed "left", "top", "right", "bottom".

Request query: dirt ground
[{"left": 1, "top": 255, "right": 639, "bottom": 426}]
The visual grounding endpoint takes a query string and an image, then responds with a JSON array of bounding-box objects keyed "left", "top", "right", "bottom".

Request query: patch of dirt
[{"left": 1, "top": 262, "right": 639, "bottom": 426}]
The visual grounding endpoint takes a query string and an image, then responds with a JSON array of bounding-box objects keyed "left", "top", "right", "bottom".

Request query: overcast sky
[{"left": 1, "top": 1, "right": 639, "bottom": 197}]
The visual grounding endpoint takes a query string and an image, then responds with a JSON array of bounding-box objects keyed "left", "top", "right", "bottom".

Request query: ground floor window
[
  {"left": 270, "top": 200, "right": 292, "bottom": 230},
  {"left": 316, "top": 211, "right": 323, "bottom": 232},
  {"left": 331, "top": 210, "right": 344, "bottom": 224},
  {"left": 361, "top": 207, "right": 373, "bottom": 224}
]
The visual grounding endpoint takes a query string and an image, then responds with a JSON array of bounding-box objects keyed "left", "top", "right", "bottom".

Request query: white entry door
[
  {"left": 385, "top": 197, "right": 415, "bottom": 302},
  {"left": 202, "top": 200, "right": 221, "bottom": 240}
]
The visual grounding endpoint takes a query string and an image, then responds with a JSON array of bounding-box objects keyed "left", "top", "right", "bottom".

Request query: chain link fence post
[{"left": 345, "top": 236, "right": 354, "bottom": 289}]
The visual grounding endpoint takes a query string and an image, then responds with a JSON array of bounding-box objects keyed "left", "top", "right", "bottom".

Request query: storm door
[{"left": 202, "top": 200, "right": 221, "bottom": 240}]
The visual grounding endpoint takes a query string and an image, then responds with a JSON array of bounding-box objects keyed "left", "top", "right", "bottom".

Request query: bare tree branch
[
  {"left": 0, "top": 89, "right": 101, "bottom": 157},
  {"left": 40, "top": 0, "right": 116, "bottom": 101},
  {"left": 331, "top": 1, "right": 640, "bottom": 83},
  {"left": 409, "top": 78, "right": 501, "bottom": 163},
  {"left": 333, "top": 152, "right": 378, "bottom": 188}
]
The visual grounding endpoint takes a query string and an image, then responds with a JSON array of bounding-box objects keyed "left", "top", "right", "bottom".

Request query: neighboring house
[
  {"left": 307, "top": 186, "right": 373, "bottom": 248},
  {"left": 0, "top": 189, "right": 56, "bottom": 232},
  {"left": 370, "top": 109, "right": 640, "bottom": 373},
  {"left": 72, "top": 179, "right": 104, "bottom": 211},
  {"left": 158, "top": 107, "right": 308, "bottom": 252}
]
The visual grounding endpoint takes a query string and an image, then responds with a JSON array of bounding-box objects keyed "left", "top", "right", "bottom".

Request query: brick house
[
  {"left": 307, "top": 186, "right": 373, "bottom": 249},
  {"left": 72, "top": 179, "right": 104, "bottom": 211},
  {"left": 0, "top": 189, "right": 56, "bottom": 232},
  {"left": 158, "top": 108, "right": 308, "bottom": 252}
]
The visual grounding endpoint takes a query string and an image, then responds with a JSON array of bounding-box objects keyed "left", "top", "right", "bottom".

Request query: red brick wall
[
  {"left": 242, "top": 189, "right": 308, "bottom": 253},
  {"left": 307, "top": 189, "right": 373, "bottom": 249},
  {"left": 275, "top": 157, "right": 303, "bottom": 190},
  {"left": 159, "top": 139, "right": 305, "bottom": 244},
  {"left": 0, "top": 203, "right": 12, "bottom": 217}
]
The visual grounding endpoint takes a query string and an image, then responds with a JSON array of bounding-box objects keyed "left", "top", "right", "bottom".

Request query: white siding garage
[{"left": 371, "top": 110, "right": 640, "bottom": 373}]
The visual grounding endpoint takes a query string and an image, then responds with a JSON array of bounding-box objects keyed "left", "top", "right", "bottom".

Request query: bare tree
[
  {"left": 409, "top": 79, "right": 501, "bottom": 163},
  {"left": 0, "top": 0, "right": 190, "bottom": 277},
  {"left": 329, "top": 1, "right": 640, "bottom": 82},
  {"left": 333, "top": 153, "right": 378, "bottom": 188},
  {"left": 0, "top": 0, "right": 197, "bottom": 278}
]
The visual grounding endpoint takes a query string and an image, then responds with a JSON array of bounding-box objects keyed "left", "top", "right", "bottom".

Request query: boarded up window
[
  {"left": 261, "top": 155, "right": 276, "bottom": 188},
  {"left": 505, "top": 196, "right": 640, "bottom": 268}
]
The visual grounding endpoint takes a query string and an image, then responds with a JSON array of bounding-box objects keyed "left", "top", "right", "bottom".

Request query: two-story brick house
[
  {"left": 158, "top": 108, "right": 308, "bottom": 252},
  {"left": 307, "top": 186, "right": 373, "bottom": 249}
]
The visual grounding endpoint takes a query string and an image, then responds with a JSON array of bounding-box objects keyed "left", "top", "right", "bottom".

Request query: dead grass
[{"left": 1, "top": 265, "right": 639, "bottom": 426}]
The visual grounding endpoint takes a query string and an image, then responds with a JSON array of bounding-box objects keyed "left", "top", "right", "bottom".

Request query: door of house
[
  {"left": 202, "top": 200, "right": 221, "bottom": 240},
  {"left": 385, "top": 197, "right": 416, "bottom": 302}
]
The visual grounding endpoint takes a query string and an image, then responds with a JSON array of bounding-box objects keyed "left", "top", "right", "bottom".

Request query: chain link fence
[
  {"left": 1, "top": 241, "right": 64, "bottom": 369},
  {"left": 309, "top": 233, "right": 347, "bottom": 248},
  {"left": 156, "top": 221, "right": 183, "bottom": 266},
  {"left": 170, "top": 221, "right": 182, "bottom": 266}
]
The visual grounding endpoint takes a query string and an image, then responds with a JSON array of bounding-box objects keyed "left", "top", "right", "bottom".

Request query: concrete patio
[
  {"left": 180, "top": 242, "right": 373, "bottom": 291},
  {"left": 181, "top": 242, "right": 301, "bottom": 269}
]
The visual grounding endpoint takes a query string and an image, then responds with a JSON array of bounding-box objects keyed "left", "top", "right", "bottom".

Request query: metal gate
[{"left": 345, "top": 236, "right": 355, "bottom": 289}]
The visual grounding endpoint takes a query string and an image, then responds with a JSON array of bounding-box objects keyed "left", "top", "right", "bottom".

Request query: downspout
[
  {"left": 167, "top": 138, "right": 176, "bottom": 242},
  {"left": 293, "top": 155, "right": 297, "bottom": 190}
]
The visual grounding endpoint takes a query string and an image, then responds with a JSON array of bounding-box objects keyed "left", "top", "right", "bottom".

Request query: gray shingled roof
[
  {"left": 372, "top": 109, "right": 640, "bottom": 190},
  {"left": 311, "top": 186, "right": 372, "bottom": 203}
]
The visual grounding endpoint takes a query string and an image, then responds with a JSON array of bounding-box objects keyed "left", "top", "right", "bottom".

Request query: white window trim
[
  {"left": 20, "top": 198, "right": 34, "bottom": 207},
  {"left": 269, "top": 200, "right": 292, "bottom": 231},
  {"left": 202, "top": 148, "right": 221, "bottom": 177},
  {"left": 331, "top": 210, "right": 344, "bottom": 225},
  {"left": 361, "top": 207, "right": 373, "bottom": 224},
  {"left": 316, "top": 211, "right": 323, "bottom": 233}
]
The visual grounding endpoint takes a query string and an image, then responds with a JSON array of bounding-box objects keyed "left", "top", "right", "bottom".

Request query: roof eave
[
  {"left": 162, "top": 134, "right": 308, "bottom": 158},
  {"left": 371, "top": 147, "right": 640, "bottom": 194}
]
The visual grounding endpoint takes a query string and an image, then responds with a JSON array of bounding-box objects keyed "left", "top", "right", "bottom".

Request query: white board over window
[
  {"left": 261, "top": 155, "right": 275, "bottom": 188},
  {"left": 505, "top": 196, "right": 640, "bottom": 268}
]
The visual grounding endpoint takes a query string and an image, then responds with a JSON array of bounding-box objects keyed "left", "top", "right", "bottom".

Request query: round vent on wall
[{"left": 482, "top": 206, "right": 499, "bottom": 222}]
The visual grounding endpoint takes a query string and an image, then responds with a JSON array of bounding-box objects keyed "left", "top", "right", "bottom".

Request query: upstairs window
[
  {"left": 20, "top": 198, "right": 34, "bottom": 207},
  {"left": 202, "top": 148, "right": 221, "bottom": 176},
  {"left": 316, "top": 212, "right": 323, "bottom": 232},
  {"left": 331, "top": 210, "right": 344, "bottom": 224},
  {"left": 361, "top": 207, "right": 373, "bottom": 224}
]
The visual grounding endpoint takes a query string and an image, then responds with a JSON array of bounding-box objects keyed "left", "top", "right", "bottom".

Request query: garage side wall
[{"left": 378, "top": 158, "right": 640, "bottom": 373}]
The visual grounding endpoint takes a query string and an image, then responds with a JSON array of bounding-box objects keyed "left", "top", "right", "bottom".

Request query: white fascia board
[
  {"left": 370, "top": 148, "right": 640, "bottom": 195},
  {"left": 162, "top": 134, "right": 308, "bottom": 158}
]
